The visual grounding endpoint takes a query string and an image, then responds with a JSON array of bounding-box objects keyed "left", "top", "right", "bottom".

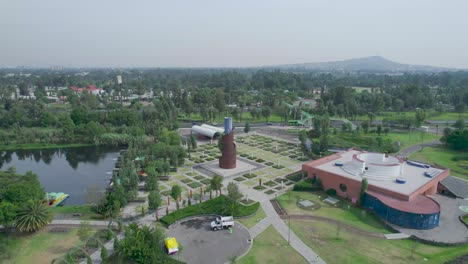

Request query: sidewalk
[{"left": 237, "top": 178, "right": 326, "bottom": 264}]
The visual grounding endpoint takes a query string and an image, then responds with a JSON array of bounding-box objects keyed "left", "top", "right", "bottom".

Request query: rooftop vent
[
  {"left": 396, "top": 177, "right": 407, "bottom": 184},
  {"left": 407, "top": 160, "right": 430, "bottom": 169}
]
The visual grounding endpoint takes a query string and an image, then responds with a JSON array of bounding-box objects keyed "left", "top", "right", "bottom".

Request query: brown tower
[{"left": 219, "top": 117, "right": 236, "bottom": 169}]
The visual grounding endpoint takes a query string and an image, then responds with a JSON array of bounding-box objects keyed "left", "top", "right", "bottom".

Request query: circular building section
[
  {"left": 363, "top": 190, "right": 440, "bottom": 229},
  {"left": 354, "top": 153, "right": 403, "bottom": 180}
]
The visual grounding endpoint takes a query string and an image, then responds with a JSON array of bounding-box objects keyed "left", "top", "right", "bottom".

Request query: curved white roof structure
[
  {"left": 200, "top": 124, "right": 225, "bottom": 134},
  {"left": 191, "top": 125, "right": 220, "bottom": 138}
]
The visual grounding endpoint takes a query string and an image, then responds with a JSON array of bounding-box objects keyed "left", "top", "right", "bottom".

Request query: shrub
[
  {"left": 326, "top": 188, "right": 337, "bottom": 196},
  {"left": 293, "top": 181, "right": 321, "bottom": 192},
  {"left": 286, "top": 172, "right": 303, "bottom": 182},
  {"left": 160, "top": 195, "right": 259, "bottom": 226},
  {"left": 101, "top": 246, "right": 108, "bottom": 261}
]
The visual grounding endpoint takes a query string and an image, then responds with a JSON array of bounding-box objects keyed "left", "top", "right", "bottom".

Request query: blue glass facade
[{"left": 363, "top": 193, "right": 440, "bottom": 230}]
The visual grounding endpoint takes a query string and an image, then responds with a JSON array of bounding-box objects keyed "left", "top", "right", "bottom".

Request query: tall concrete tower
[{"left": 219, "top": 117, "right": 236, "bottom": 169}]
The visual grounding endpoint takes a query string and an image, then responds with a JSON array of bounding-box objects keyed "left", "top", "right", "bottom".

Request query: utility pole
[{"left": 288, "top": 215, "right": 291, "bottom": 244}]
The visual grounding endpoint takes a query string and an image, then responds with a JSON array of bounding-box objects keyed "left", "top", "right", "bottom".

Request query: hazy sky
[{"left": 2, "top": 0, "right": 468, "bottom": 68}]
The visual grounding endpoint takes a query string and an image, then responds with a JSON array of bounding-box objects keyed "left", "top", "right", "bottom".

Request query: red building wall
[{"left": 302, "top": 156, "right": 451, "bottom": 203}]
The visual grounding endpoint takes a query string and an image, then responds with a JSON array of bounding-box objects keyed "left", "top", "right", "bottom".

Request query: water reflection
[
  {"left": 0, "top": 146, "right": 122, "bottom": 205},
  {"left": 0, "top": 146, "right": 116, "bottom": 170}
]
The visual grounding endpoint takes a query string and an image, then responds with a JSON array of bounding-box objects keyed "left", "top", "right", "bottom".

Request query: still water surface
[{"left": 0, "top": 146, "right": 121, "bottom": 205}]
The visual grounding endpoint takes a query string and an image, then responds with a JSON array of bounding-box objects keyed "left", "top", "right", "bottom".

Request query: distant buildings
[{"left": 70, "top": 85, "right": 104, "bottom": 95}]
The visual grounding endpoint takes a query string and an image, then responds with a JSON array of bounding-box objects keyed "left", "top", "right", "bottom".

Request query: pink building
[{"left": 302, "top": 149, "right": 450, "bottom": 229}]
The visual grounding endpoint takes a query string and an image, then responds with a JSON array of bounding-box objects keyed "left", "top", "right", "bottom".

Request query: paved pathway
[
  {"left": 248, "top": 217, "right": 272, "bottom": 238},
  {"left": 397, "top": 140, "right": 441, "bottom": 158},
  {"left": 384, "top": 233, "right": 411, "bottom": 239},
  {"left": 235, "top": 180, "right": 325, "bottom": 264}
]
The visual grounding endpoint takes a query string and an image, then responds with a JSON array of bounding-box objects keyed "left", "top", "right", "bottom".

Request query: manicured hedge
[
  {"left": 293, "top": 181, "right": 321, "bottom": 192},
  {"left": 286, "top": 172, "right": 303, "bottom": 182},
  {"left": 159, "top": 195, "right": 259, "bottom": 226}
]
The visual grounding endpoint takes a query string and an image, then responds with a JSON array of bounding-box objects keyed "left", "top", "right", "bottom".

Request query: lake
[{"left": 0, "top": 146, "right": 122, "bottom": 205}]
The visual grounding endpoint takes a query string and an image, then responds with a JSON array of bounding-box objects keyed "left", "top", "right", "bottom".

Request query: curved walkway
[{"left": 397, "top": 140, "right": 441, "bottom": 158}]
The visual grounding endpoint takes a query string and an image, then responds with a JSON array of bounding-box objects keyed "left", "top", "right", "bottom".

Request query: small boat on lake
[{"left": 44, "top": 192, "right": 70, "bottom": 207}]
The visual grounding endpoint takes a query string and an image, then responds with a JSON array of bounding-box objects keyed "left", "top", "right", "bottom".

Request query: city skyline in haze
[{"left": 1, "top": 0, "right": 468, "bottom": 68}]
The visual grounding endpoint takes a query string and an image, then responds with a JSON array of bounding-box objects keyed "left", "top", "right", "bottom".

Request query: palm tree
[
  {"left": 14, "top": 201, "right": 53, "bottom": 232},
  {"left": 210, "top": 175, "right": 223, "bottom": 196}
]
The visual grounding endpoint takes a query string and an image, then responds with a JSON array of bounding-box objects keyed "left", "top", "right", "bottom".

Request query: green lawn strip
[
  {"left": 409, "top": 146, "right": 468, "bottom": 179},
  {"left": 1, "top": 229, "right": 81, "bottom": 264},
  {"left": 329, "top": 131, "right": 439, "bottom": 152},
  {"left": 290, "top": 220, "right": 468, "bottom": 264},
  {"left": 193, "top": 175, "right": 206, "bottom": 180},
  {"left": 181, "top": 178, "right": 193, "bottom": 184},
  {"left": 187, "top": 182, "right": 202, "bottom": 188},
  {"left": 200, "top": 179, "right": 211, "bottom": 185},
  {"left": 237, "top": 207, "right": 267, "bottom": 229},
  {"left": 426, "top": 112, "right": 468, "bottom": 121},
  {"left": 160, "top": 195, "right": 260, "bottom": 226},
  {"left": 277, "top": 191, "right": 389, "bottom": 233},
  {"left": 51, "top": 205, "right": 103, "bottom": 220},
  {"left": 238, "top": 225, "right": 307, "bottom": 264},
  {"left": 0, "top": 143, "right": 94, "bottom": 150}
]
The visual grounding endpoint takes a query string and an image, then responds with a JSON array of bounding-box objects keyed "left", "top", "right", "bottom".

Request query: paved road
[
  {"left": 397, "top": 140, "right": 442, "bottom": 158},
  {"left": 167, "top": 217, "right": 251, "bottom": 264}
]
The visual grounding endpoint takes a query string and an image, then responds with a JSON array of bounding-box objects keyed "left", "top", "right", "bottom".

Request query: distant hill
[{"left": 269, "top": 56, "right": 462, "bottom": 73}]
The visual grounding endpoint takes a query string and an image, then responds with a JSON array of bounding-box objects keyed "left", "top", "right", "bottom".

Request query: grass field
[
  {"left": 238, "top": 225, "right": 307, "bottom": 264},
  {"left": 290, "top": 220, "right": 468, "bottom": 264},
  {"left": 0, "top": 229, "right": 80, "bottom": 264},
  {"left": 330, "top": 131, "right": 439, "bottom": 153},
  {"left": 355, "top": 111, "right": 468, "bottom": 122},
  {"left": 0, "top": 143, "right": 93, "bottom": 150},
  {"left": 181, "top": 112, "right": 285, "bottom": 123},
  {"left": 237, "top": 207, "right": 266, "bottom": 229},
  {"left": 277, "top": 191, "right": 390, "bottom": 233},
  {"left": 52, "top": 205, "right": 104, "bottom": 220},
  {"left": 409, "top": 146, "right": 468, "bottom": 179}
]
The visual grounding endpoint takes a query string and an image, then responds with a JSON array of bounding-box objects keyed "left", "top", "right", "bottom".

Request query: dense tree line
[{"left": 0, "top": 69, "right": 466, "bottom": 150}]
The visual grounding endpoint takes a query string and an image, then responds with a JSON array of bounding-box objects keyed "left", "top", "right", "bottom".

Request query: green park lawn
[
  {"left": 290, "top": 220, "right": 468, "bottom": 264},
  {"left": 330, "top": 131, "right": 439, "bottom": 153},
  {"left": 355, "top": 111, "right": 468, "bottom": 122},
  {"left": 0, "top": 229, "right": 80, "bottom": 264},
  {"left": 179, "top": 112, "right": 284, "bottom": 123},
  {"left": 277, "top": 191, "right": 389, "bottom": 233},
  {"left": 237, "top": 207, "right": 266, "bottom": 229},
  {"left": 409, "top": 146, "right": 468, "bottom": 179},
  {"left": 0, "top": 143, "right": 93, "bottom": 150},
  {"left": 51, "top": 205, "right": 104, "bottom": 220},
  {"left": 238, "top": 225, "right": 307, "bottom": 264},
  {"left": 426, "top": 112, "right": 468, "bottom": 121}
]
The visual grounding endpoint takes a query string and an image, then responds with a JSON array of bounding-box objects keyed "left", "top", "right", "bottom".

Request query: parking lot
[{"left": 166, "top": 216, "right": 251, "bottom": 264}]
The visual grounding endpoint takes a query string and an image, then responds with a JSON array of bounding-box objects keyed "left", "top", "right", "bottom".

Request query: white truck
[{"left": 210, "top": 216, "right": 234, "bottom": 231}]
